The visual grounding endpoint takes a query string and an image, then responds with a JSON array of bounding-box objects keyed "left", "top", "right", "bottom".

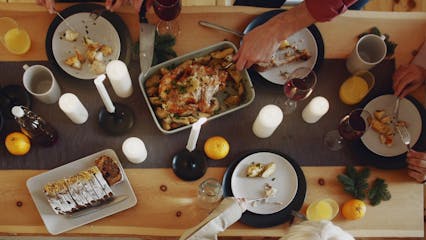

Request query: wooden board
[
  {"left": 0, "top": 167, "right": 422, "bottom": 237},
  {"left": 0, "top": 3, "right": 425, "bottom": 68}
]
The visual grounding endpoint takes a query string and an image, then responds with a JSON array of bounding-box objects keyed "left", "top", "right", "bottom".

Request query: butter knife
[
  {"left": 139, "top": 0, "right": 155, "bottom": 76},
  {"left": 199, "top": 21, "right": 244, "bottom": 38},
  {"left": 392, "top": 97, "right": 401, "bottom": 122},
  {"left": 67, "top": 194, "right": 128, "bottom": 218}
]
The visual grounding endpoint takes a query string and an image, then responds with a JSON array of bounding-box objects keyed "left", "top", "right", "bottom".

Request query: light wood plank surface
[{"left": 0, "top": 167, "right": 423, "bottom": 237}]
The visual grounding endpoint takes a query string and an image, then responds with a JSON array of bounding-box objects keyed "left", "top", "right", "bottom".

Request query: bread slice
[{"left": 95, "top": 155, "right": 122, "bottom": 186}]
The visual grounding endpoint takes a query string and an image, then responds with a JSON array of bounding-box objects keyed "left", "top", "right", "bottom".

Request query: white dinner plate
[
  {"left": 231, "top": 152, "right": 298, "bottom": 215},
  {"left": 257, "top": 28, "right": 318, "bottom": 85},
  {"left": 362, "top": 94, "right": 422, "bottom": 157},
  {"left": 51, "top": 13, "right": 120, "bottom": 80},
  {"left": 26, "top": 149, "right": 137, "bottom": 235}
]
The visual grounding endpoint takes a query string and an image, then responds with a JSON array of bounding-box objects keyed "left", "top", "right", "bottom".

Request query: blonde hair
[{"left": 280, "top": 220, "right": 354, "bottom": 240}]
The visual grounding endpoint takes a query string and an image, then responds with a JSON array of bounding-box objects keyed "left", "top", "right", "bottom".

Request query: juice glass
[
  {"left": 339, "top": 71, "right": 375, "bottom": 105},
  {"left": 306, "top": 198, "right": 339, "bottom": 221},
  {"left": 0, "top": 17, "right": 31, "bottom": 55}
]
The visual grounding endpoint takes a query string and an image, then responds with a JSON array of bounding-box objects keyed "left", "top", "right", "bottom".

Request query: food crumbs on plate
[
  {"left": 176, "top": 211, "right": 182, "bottom": 217},
  {"left": 16, "top": 201, "right": 23, "bottom": 207},
  {"left": 160, "top": 185, "right": 167, "bottom": 192},
  {"left": 272, "top": 177, "right": 276, "bottom": 181},
  {"left": 318, "top": 178, "right": 325, "bottom": 186}
]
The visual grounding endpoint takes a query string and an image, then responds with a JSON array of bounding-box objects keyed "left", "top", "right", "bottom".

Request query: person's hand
[
  {"left": 106, "top": 0, "right": 153, "bottom": 13},
  {"left": 393, "top": 64, "right": 426, "bottom": 98},
  {"left": 36, "top": 0, "right": 55, "bottom": 14},
  {"left": 233, "top": 20, "right": 283, "bottom": 71},
  {"left": 407, "top": 150, "right": 426, "bottom": 183}
]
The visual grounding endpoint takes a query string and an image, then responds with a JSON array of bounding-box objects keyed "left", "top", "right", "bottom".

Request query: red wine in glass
[
  {"left": 324, "top": 109, "right": 371, "bottom": 151},
  {"left": 284, "top": 77, "right": 314, "bottom": 101},
  {"left": 153, "top": 0, "right": 181, "bottom": 36},
  {"left": 282, "top": 67, "right": 317, "bottom": 115},
  {"left": 154, "top": 0, "right": 181, "bottom": 21},
  {"left": 338, "top": 111, "right": 367, "bottom": 140}
]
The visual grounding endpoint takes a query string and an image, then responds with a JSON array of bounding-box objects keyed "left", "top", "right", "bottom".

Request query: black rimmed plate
[
  {"left": 46, "top": 3, "right": 131, "bottom": 80},
  {"left": 359, "top": 95, "right": 426, "bottom": 169},
  {"left": 223, "top": 151, "right": 306, "bottom": 227},
  {"left": 243, "top": 9, "right": 324, "bottom": 85},
  {"left": 362, "top": 94, "right": 422, "bottom": 157}
]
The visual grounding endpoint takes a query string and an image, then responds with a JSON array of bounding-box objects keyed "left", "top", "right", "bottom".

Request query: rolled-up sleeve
[{"left": 305, "top": 0, "right": 358, "bottom": 22}]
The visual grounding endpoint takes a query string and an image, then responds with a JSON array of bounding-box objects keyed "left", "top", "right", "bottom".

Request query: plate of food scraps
[
  {"left": 243, "top": 9, "right": 324, "bottom": 85},
  {"left": 362, "top": 94, "right": 422, "bottom": 157},
  {"left": 46, "top": 3, "right": 131, "bottom": 80},
  {"left": 231, "top": 151, "right": 298, "bottom": 215}
]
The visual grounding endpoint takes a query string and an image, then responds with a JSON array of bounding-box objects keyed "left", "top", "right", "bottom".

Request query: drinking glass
[
  {"left": 0, "top": 17, "right": 31, "bottom": 55},
  {"left": 282, "top": 67, "right": 317, "bottom": 115},
  {"left": 197, "top": 178, "right": 223, "bottom": 209},
  {"left": 153, "top": 0, "right": 182, "bottom": 36},
  {"left": 324, "top": 108, "right": 372, "bottom": 151}
]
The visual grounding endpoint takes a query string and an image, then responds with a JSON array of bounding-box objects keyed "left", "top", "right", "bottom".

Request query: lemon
[
  {"left": 306, "top": 198, "right": 339, "bottom": 221},
  {"left": 5, "top": 132, "right": 31, "bottom": 156},
  {"left": 4, "top": 27, "right": 31, "bottom": 55},
  {"left": 339, "top": 75, "right": 369, "bottom": 105},
  {"left": 204, "top": 136, "right": 230, "bottom": 160}
]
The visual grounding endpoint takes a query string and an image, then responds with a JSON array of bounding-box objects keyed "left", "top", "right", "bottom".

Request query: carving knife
[{"left": 139, "top": 0, "right": 155, "bottom": 76}]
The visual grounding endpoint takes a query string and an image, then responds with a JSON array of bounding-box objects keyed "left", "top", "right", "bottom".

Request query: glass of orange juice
[
  {"left": 339, "top": 71, "right": 375, "bottom": 105},
  {"left": 306, "top": 198, "right": 339, "bottom": 221},
  {"left": 0, "top": 17, "right": 31, "bottom": 55}
]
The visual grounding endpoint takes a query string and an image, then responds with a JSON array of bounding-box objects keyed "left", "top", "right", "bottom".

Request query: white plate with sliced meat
[
  {"left": 26, "top": 149, "right": 137, "bottom": 235},
  {"left": 243, "top": 9, "right": 324, "bottom": 85}
]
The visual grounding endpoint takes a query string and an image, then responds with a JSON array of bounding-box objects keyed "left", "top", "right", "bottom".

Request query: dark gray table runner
[{"left": 0, "top": 59, "right": 410, "bottom": 170}]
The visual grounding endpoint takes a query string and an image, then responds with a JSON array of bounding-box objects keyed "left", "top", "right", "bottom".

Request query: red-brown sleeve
[{"left": 305, "top": 0, "right": 358, "bottom": 22}]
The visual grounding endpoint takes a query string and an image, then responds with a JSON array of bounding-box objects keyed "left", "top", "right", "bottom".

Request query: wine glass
[
  {"left": 324, "top": 108, "right": 372, "bottom": 151},
  {"left": 153, "top": 0, "right": 182, "bottom": 36},
  {"left": 282, "top": 67, "right": 317, "bottom": 115}
]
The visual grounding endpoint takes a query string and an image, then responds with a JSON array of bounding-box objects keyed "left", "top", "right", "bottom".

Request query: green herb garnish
[
  {"left": 368, "top": 178, "right": 391, "bottom": 206},
  {"left": 337, "top": 166, "right": 370, "bottom": 200}
]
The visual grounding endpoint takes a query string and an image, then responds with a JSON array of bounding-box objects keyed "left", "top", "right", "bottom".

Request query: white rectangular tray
[{"left": 26, "top": 149, "right": 137, "bottom": 235}]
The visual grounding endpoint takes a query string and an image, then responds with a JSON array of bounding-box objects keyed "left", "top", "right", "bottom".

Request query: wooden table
[{"left": 0, "top": 3, "right": 425, "bottom": 238}]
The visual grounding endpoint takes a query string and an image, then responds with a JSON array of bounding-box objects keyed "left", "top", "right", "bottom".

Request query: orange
[
  {"left": 204, "top": 136, "right": 230, "bottom": 160},
  {"left": 342, "top": 199, "right": 367, "bottom": 220},
  {"left": 5, "top": 132, "right": 31, "bottom": 156}
]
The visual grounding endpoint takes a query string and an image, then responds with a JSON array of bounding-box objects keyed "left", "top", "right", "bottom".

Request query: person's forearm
[{"left": 264, "top": 2, "right": 316, "bottom": 43}]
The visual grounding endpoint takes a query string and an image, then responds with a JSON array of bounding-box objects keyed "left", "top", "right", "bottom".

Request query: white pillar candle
[
  {"left": 94, "top": 74, "right": 115, "bottom": 113},
  {"left": 186, "top": 117, "right": 207, "bottom": 152},
  {"left": 302, "top": 96, "right": 330, "bottom": 124},
  {"left": 58, "top": 93, "right": 88, "bottom": 124},
  {"left": 106, "top": 60, "right": 133, "bottom": 98},
  {"left": 252, "top": 104, "right": 283, "bottom": 138},
  {"left": 122, "top": 137, "right": 148, "bottom": 164}
]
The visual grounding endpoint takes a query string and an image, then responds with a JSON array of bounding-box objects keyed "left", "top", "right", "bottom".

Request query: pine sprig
[
  {"left": 337, "top": 166, "right": 370, "bottom": 200},
  {"left": 368, "top": 178, "right": 391, "bottom": 206},
  {"left": 153, "top": 33, "right": 177, "bottom": 65}
]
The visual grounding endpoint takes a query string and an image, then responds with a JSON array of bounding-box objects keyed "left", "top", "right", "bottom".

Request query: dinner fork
[
  {"left": 53, "top": 8, "right": 76, "bottom": 31},
  {"left": 396, "top": 125, "right": 411, "bottom": 151}
]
